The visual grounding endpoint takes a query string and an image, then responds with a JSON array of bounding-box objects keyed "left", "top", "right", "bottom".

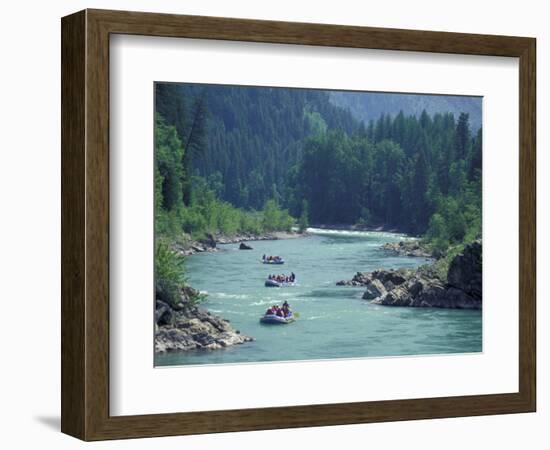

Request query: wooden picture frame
[{"left": 61, "top": 9, "right": 536, "bottom": 441}]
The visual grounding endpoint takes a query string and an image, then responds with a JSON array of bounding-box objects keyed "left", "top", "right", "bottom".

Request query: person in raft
[
  {"left": 265, "top": 302, "right": 292, "bottom": 318},
  {"left": 263, "top": 255, "right": 282, "bottom": 262},
  {"left": 282, "top": 301, "right": 291, "bottom": 317},
  {"left": 267, "top": 273, "right": 295, "bottom": 283}
]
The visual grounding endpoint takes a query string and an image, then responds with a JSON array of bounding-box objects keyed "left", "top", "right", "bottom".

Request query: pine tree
[{"left": 455, "top": 112, "right": 471, "bottom": 160}]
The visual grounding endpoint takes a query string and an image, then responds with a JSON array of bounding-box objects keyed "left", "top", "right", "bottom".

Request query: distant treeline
[
  {"left": 329, "top": 91, "right": 483, "bottom": 131},
  {"left": 155, "top": 83, "right": 481, "bottom": 251},
  {"left": 291, "top": 111, "right": 482, "bottom": 252}
]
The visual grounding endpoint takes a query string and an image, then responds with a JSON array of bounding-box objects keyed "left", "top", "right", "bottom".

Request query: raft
[
  {"left": 262, "top": 258, "right": 285, "bottom": 265},
  {"left": 259, "top": 313, "right": 295, "bottom": 324},
  {"left": 265, "top": 279, "right": 295, "bottom": 287}
]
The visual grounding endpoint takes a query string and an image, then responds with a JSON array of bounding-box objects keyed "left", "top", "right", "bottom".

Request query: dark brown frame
[{"left": 61, "top": 9, "right": 536, "bottom": 441}]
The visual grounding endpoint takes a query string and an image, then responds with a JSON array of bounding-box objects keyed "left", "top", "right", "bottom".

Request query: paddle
[{"left": 292, "top": 312, "right": 300, "bottom": 318}]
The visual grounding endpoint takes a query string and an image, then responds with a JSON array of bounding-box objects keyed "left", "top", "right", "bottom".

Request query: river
[{"left": 155, "top": 229, "right": 482, "bottom": 366}]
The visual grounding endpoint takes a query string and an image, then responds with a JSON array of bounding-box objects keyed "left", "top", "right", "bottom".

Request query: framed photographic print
[{"left": 61, "top": 9, "right": 536, "bottom": 441}]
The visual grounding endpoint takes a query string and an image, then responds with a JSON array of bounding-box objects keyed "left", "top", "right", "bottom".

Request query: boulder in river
[
  {"left": 341, "top": 241, "right": 482, "bottom": 310},
  {"left": 199, "top": 233, "right": 217, "bottom": 250},
  {"left": 239, "top": 242, "right": 253, "bottom": 250},
  {"left": 337, "top": 268, "right": 412, "bottom": 287}
]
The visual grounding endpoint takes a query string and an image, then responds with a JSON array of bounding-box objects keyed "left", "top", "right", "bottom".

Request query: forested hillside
[
  {"left": 155, "top": 83, "right": 481, "bottom": 252},
  {"left": 156, "top": 83, "right": 358, "bottom": 210},
  {"left": 329, "top": 91, "right": 482, "bottom": 131},
  {"left": 290, "top": 111, "right": 482, "bottom": 251}
]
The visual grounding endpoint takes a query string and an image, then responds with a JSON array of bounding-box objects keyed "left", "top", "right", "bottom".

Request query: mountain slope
[
  {"left": 329, "top": 91, "right": 482, "bottom": 130},
  {"left": 156, "top": 83, "right": 360, "bottom": 210}
]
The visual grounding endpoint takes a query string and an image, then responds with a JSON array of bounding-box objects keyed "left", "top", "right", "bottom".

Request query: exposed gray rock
[
  {"left": 199, "top": 233, "right": 217, "bottom": 249},
  {"left": 442, "top": 287, "right": 480, "bottom": 309},
  {"left": 337, "top": 271, "right": 371, "bottom": 286},
  {"left": 381, "top": 241, "right": 434, "bottom": 258},
  {"left": 447, "top": 240, "right": 482, "bottom": 300},
  {"left": 155, "top": 294, "right": 253, "bottom": 353},
  {"left": 174, "top": 231, "right": 305, "bottom": 256},
  {"left": 155, "top": 300, "right": 174, "bottom": 326},
  {"left": 373, "top": 268, "right": 411, "bottom": 286},
  {"left": 360, "top": 241, "right": 481, "bottom": 309},
  {"left": 239, "top": 242, "right": 253, "bottom": 250},
  {"left": 362, "top": 279, "right": 387, "bottom": 300},
  {"left": 375, "top": 285, "right": 412, "bottom": 306},
  {"left": 337, "top": 268, "right": 412, "bottom": 287}
]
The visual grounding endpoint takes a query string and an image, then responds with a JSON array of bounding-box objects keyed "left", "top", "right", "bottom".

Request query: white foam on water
[
  {"left": 250, "top": 300, "right": 277, "bottom": 306},
  {"left": 212, "top": 292, "right": 251, "bottom": 300},
  {"left": 208, "top": 309, "right": 247, "bottom": 316},
  {"left": 306, "top": 227, "right": 415, "bottom": 240}
]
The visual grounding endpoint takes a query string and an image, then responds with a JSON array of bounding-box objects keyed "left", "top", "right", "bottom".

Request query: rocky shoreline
[
  {"left": 337, "top": 240, "right": 482, "bottom": 309},
  {"left": 381, "top": 240, "right": 434, "bottom": 258},
  {"left": 173, "top": 230, "right": 305, "bottom": 256},
  {"left": 155, "top": 286, "right": 252, "bottom": 353},
  {"left": 157, "top": 229, "right": 306, "bottom": 353}
]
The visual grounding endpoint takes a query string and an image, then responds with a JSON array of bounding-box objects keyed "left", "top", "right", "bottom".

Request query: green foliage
[
  {"left": 425, "top": 177, "right": 481, "bottom": 253},
  {"left": 155, "top": 240, "right": 187, "bottom": 307},
  {"left": 425, "top": 213, "right": 450, "bottom": 257},
  {"left": 291, "top": 131, "right": 365, "bottom": 224},
  {"left": 288, "top": 109, "right": 481, "bottom": 248},
  {"left": 431, "top": 242, "right": 468, "bottom": 282},
  {"left": 304, "top": 109, "right": 328, "bottom": 136},
  {"left": 355, "top": 207, "right": 372, "bottom": 228},
  {"left": 155, "top": 114, "right": 184, "bottom": 210},
  {"left": 298, "top": 200, "right": 309, "bottom": 232},
  {"left": 155, "top": 83, "right": 481, "bottom": 260},
  {"left": 261, "top": 199, "right": 294, "bottom": 232},
  {"left": 154, "top": 113, "right": 297, "bottom": 242},
  {"left": 155, "top": 240, "right": 206, "bottom": 307},
  {"left": 157, "top": 84, "right": 358, "bottom": 211}
]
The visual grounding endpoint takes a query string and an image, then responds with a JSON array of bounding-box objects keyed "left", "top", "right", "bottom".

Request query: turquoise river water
[{"left": 155, "top": 229, "right": 482, "bottom": 366}]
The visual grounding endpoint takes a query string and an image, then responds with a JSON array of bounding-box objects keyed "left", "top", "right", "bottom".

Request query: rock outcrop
[
  {"left": 336, "top": 268, "right": 411, "bottom": 287},
  {"left": 173, "top": 231, "right": 304, "bottom": 256},
  {"left": 363, "top": 278, "right": 387, "bottom": 300},
  {"left": 337, "top": 241, "right": 482, "bottom": 310},
  {"left": 239, "top": 242, "right": 253, "bottom": 250},
  {"left": 381, "top": 240, "right": 434, "bottom": 258},
  {"left": 155, "top": 286, "right": 253, "bottom": 353},
  {"left": 447, "top": 240, "right": 482, "bottom": 301}
]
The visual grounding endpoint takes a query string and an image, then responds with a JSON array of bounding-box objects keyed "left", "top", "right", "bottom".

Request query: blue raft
[
  {"left": 262, "top": 259, "right": 285, "bottom": 265},
  {"left": 265, "top": 279, "right": 295, "bottom": 287},
  {"left": 259, "top": 312, "right": 295, "bottom": 324}
]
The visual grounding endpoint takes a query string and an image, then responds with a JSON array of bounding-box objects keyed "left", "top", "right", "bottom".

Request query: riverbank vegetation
[
  {"left": 155, "top": 241, "right": 206, "bottom": 307},
  {"left": 288, "top": 112, "right": 481, "bottom": 252},
  {"left": 155, "top": 83, "right": 481, "bottom": 256}
]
